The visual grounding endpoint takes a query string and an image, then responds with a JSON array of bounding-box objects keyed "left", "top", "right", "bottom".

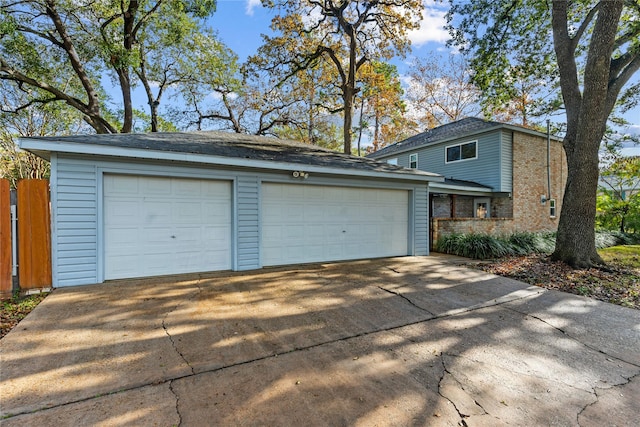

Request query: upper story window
[
  {"left": 446, "top": 141, "right": 477, "bottom": 163},
  {"left": 409, "top": 153, "right": 418, "bottom": 169},
  {"left": 387, "top": 158, "right": 398, "bottom": 165}
]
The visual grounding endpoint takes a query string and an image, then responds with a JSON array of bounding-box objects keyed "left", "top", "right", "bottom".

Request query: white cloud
[
  {"left": 408, "top": 5, "right": 450, "bottom": 47},
  {"left": 620, "top": 146, "right": 640, "bottom": 156},
  {"left": 626, "top": 124, "right": 640, "bottom": 136},
  {"left": 208, "top": 91, "right": 238, "bottom": 101},
  {"left": 245, "top": 0, "right": 261, "bottom": 16}
]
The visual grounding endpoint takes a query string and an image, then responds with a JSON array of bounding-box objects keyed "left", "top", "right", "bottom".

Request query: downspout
[{"left": 546, "top": 119, "right": 551, "bottom": 200}]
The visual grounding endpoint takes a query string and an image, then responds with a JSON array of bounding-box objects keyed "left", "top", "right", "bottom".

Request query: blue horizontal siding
[
  {"left": 377, "top": 130, "right": 506, "bottom": 191},
  {"left": 236, "top": 176, "right": 260, "bottom": 270},
  {"left": 500, "top": 130, "right": 513, "bottom": 193},
  {"left": 54, "top": 160, "right": 99, "bottom": 286},
  {"left": 414, "top": 186, "right": 429, "bottom": 255}
]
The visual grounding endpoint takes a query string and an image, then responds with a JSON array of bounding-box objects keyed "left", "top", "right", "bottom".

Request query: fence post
[
  {"left": 17, "top": 179, "right": 52, "bottom": 291},
  {"left": 0, "top": 179, "right": 11, "bottom": 299}
]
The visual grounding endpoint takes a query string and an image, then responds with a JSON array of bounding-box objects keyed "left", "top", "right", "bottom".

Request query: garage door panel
[
  {"left": 174, "top": 179, "right": 202, "bottom": 196},
  {"left": 108, "top": 227, "right": 140, "bottom": 244},
  {"left": 104, "top": 175, "right": 231, "bottom": 280},
  {"left": 262, "top": 184, "right": 409, "bottom": 266},
  {"left": 141, "top": 177, "right": 171, "bottom": 195},
  {"left": 307, "top": 224, "right": 325, "bottom": 239},
  {"left": 305, "top": 207, "right": 326, "bottom": 222},
  {"left": 106, "top": 201, "right": 140, "bottom": 221},
  {"left": 104, "top": 175, "right": 137, "bottom": 194}
]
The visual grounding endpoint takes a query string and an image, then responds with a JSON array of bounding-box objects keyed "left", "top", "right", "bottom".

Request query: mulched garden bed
[{"left": 475, "top": 254, "right": 639, "bottom": 309}]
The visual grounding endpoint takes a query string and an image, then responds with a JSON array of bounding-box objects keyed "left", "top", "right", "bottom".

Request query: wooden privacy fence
[
  {"left": 0, "top": 179, "right": 11, "bottom": 297},
  {"left": 0, "top": 178, "right": 52, "bottom": 299}
]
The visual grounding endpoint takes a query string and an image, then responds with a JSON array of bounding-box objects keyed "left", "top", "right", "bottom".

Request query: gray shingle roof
[
  {"left": 442, "top": 178, "right": 493, "bottom": 190},
  {"left": 367, "top": 117, "right": 505, "bottom": 159},
  {"left": 21, "top": 130, "right": 441, "bottom": 179}
]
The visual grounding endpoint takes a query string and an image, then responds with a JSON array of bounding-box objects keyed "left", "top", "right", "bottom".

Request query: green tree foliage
[
  {"left": 0, "top": 82, "right": 88, "bottom": 187},
  {"left": 356, "top": 61, "right": 412, "bottom": 154},
  {"left": 597, "top": 156, "right": 640, "bottom": 233},
  {"left": 447, "top": 0, "right": 640, "bottom": 267},
  {"left": 1, "top": 0, "right": 231, "bottom": 134},
  {"left": 253, "top": 0, "right": 423, "bottom": 154}
]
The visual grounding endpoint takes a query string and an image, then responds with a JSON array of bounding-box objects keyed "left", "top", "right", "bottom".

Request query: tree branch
[{"left": 570, "top": 2, "right": 601, "bottom": 51}]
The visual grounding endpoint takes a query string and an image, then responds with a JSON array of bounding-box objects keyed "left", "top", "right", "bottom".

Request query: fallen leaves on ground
[
  {"left": 475, "top": 254, "right": 639, "bottom": 309},
  {"left": 1, "top": 294, "right": 48, "bottom": 339}
]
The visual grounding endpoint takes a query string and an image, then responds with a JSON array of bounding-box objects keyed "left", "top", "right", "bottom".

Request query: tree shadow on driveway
[{"left": 1, "top": 257, "right": 638, "bottom": 426}]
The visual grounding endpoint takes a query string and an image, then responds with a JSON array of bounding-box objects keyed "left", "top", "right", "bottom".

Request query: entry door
[
  {"left": 262, "top": 183, "right": 409, "bottom": 266},
  {"left": 104, "top": 174, "right": 231, "bottom": 280}
]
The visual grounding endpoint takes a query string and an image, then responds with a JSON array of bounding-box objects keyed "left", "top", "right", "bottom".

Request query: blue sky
[
  {"left": 206, "top": 1, "right": 639, "bottom": 155},
  {"left": 210, "top": 0, "right": 451, "bottom": 62}
]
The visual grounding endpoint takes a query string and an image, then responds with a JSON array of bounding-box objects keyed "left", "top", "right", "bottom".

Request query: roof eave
[
  {"left": 19, "top": 138, "right": 444, "bottom": 184},
  {"left": 429, "top": 181, "right": 494, "bottom": 196},
  {"left": 369, "top": 124, "right": 563, "bottom": 159}
]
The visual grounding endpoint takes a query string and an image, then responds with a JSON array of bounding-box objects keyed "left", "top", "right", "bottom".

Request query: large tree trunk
[
  {"left": 550, "top": 0, "right": 624, "bottom": 268},
  {"left": 552, "top": 131, "right": 602, "bottom": 267}
]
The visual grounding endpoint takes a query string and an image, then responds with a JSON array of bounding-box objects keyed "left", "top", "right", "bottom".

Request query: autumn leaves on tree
[{"left": 2, "top": 0, "right": 640, "bottom": 267}]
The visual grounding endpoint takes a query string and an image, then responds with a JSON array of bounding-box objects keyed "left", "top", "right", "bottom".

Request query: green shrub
[
  {"left": 594, "top": 230, "right": 640, "bottom": 248},
  {"left": 436, "top": 230, "right": 638, "bottom": 260},
  {"left": 436, "top": 233, "right": 512, "bottom": 260},
  {"left": 506, "top": 232, "right": 555, "bottom": 254},
  {"left": 595, "top": 231, "right": 620, "bottom": 249}
]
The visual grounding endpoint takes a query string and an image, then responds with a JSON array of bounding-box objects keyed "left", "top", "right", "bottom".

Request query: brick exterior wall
[
  {"left": 433, "top": 218, "right": 515, "bottom": 242},
  {"left": 432, "top": 196, "right": 451, "bottom": 217},
  {"left": 491, "top": 197, "right": 513, "bottom": 218},
  {"left": 511, "top": 132, "right": 566, "bottom": 233},
  {"left": 432, "top": 195, "right": 478, "bottom": 218},
  {"left": 455, "top": 196, "right": 473, "bottom": 217}
]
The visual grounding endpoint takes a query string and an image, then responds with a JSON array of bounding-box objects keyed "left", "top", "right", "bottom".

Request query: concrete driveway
[{"left": 1, "top": 256, "right": 639, "bottom": 426}]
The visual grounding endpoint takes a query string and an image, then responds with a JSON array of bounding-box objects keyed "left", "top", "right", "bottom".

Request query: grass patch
[
  {"left": 599, "top": 245, "right": 640, "bottom": 269},
  {"left": 1, "top": 293, "right": 48, "bottom": 339}
]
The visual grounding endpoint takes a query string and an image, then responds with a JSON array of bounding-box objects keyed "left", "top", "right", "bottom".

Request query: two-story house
[{"left": 367, "top": 117, "right": 567, "bottom": 247}]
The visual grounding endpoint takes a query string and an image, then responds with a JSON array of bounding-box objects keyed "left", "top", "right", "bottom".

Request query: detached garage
[{"left": 20, "top": 132, "right": 442, "bottom": 287}]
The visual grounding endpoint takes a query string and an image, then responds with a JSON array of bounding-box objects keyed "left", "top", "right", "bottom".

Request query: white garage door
[
  {"left": 262, "top": 183, "right": 409, "bottom": 266},
  {"left": 104, "top": 175, "right": 231, "bottom": 280}
]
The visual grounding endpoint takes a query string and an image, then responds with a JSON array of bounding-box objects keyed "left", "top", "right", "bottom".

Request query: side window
[
  {"left": 549, "top": 199, "right": 556, "bottom": 218},
  {"left": 387, "top": 158, "right": 398, "bottom": 165},
  {"left": 446, "top": 145, "right": 460, "bottom": 163},
  {"left": 446, "top": 141, "right": 477, "bottom": 163},
  {"left": 409, "top": 153, "right": 418, "bottom": 169}
]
